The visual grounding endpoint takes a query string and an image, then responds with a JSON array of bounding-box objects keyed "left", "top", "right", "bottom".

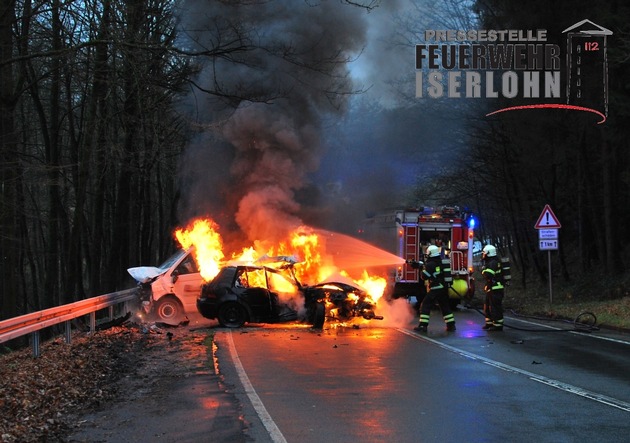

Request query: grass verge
[{"left": 500, "top": 278, "right": 630, "bottom": 331}]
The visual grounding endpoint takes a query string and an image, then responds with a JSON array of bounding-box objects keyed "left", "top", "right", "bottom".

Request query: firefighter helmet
[
  {"left": 426, "top": 245, "right": 441, "bottom": 257},
  {"left": 482, "top": 244, "right": 497, "bottom": 258}
]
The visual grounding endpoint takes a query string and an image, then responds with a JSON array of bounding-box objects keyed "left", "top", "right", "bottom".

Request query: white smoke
[{"left": 376, "top": 297, "right": 416, "bottom": 328}]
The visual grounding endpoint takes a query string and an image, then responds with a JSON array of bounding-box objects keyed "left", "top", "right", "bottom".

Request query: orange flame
[
  {"left": 355, "top": 270, "right": 387, "bottom": 303},
  {"left": 280, "top": 228, "right": 328, "bottom": 284},
  {"left": 231, "top": 246, "right": 259, "bottom": 263},
  {"left": 174, "top": 218, "right": 388, "bottom": 299},
  {"left": 174, "top": 219, "right": 224, "bottom": 281}
]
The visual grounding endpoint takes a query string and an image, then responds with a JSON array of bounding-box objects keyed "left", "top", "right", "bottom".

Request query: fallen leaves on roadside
[{"left": 0, "top": 324, "right": 149, "bottom": 442}]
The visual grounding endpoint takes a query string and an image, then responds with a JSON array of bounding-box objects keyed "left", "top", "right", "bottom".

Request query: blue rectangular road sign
[
  {"left": 539, "top": 239, "right": 559, "bottom": 250},
  {"left": 539, "top": 229, "right": 558, "bottom": 239}
]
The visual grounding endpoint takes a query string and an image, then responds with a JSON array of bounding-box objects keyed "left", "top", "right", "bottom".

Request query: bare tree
[{"left": 1, "top": 0, "right": 381, "bottom": 319}]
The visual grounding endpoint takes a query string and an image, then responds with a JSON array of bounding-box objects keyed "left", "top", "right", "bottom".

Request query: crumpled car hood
[
  {"left": 313, "top": 272, "right": 367, "bottom": 293},
  {"left": 128, "top": 266, "right": 164, "bottom": 283}
]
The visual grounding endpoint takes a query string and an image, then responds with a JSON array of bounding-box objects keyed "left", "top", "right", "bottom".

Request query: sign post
[{"left": 534, "top": 205, "right": 561, "bottom": 304}]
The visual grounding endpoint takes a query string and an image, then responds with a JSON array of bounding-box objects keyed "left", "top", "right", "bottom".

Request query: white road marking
[
  {"left": 398, "top": 328, "right": 630, "bottom": 412},
  {"left": 508, "top": 316, "right": 630, "bottom": 345},
  {"left": 226, "top": 330, "right": 288, "bottom": 443}
]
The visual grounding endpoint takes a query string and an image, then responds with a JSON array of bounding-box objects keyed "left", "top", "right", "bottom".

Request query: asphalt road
[
  {"left": 214, "top": 308, "right": 630, "bottom": 443},
  {"left": 65, "top": 307, "right": 630, "bottom": 443}
]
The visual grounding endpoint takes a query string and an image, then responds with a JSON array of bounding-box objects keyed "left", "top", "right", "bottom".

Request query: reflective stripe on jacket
[
  {"left": 421, "top": 257, "right": 444, "bottom": 290},
  {"left": 482, "top": 257, "right": 504, "bottom": 290}
]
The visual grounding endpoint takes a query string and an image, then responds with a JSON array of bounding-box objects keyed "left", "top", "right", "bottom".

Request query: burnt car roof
[
  {"left": 205, "top": 263, "right": 366, "bottom": 293},
  {"left": 204, "top": 264, "right": 289, "bottom": 287},
  {"left": 308, "top": 281, "right": 366, "bottom": 293}
]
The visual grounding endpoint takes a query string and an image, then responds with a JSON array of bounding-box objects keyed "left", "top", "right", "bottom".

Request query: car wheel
[
  {"left": 311, "top": 302, "right": 325, "bottom": 329},
  {"left": 218, "top": 302, "right": 247, "bottom": 328},
  {"left": 154, "top": 296, "right": 183, "bottom": 323}
]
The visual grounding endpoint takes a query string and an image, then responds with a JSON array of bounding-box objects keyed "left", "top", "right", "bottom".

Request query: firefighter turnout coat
[
  {"left": 481, "top": 256, "right": 505, "bottom": 329},
  {"left": 419, "top": 256, "right": 455, "bottom": 328}
]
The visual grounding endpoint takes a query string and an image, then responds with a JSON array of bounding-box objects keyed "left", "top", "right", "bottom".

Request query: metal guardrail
[{"left": 0, "top": 288, "right": 137, "bottom": 357}]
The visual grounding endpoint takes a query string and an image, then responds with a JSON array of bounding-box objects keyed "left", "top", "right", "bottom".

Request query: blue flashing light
[{"left": 468, "top": 217, "right": 476, "bottom": 229}]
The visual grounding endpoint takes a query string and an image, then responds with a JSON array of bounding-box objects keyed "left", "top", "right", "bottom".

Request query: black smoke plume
[{"left": 177, "top": 0, "right": 372, "bottom": 248}]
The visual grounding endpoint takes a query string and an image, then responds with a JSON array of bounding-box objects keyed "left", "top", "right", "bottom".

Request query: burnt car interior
[{"left": 197, "top": 261, "right": 381, "bottom": 329}]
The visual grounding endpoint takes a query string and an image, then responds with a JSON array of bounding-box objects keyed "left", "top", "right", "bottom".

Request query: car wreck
[
  {"left": 196, "top": 258, "right": 383, "bottom": 329},
  {"left": 127, "top": 248, "right": 204, "bottom": 323}
]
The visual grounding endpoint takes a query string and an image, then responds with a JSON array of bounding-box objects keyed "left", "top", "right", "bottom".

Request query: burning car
[
  {"left": 128, "top": 248, "right": 204, "bottom": 323},
  {"left": 127, "top": 218, "right": 390, "bottom": 327},
  {"left": 196, "top": 258, "right": 382, "bottom": 328}
]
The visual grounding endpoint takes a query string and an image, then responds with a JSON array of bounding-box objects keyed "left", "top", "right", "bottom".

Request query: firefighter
[
  {"left": 481, "top": 244, "right": 505, "bottom": 331},
  {"left": 412, "top": 245, "right": 456, "bottom": 333}
]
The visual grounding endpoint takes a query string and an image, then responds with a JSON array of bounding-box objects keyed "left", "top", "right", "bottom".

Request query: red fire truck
[{"left": 359, "top": 206, "right": 477, "bottom": 309}]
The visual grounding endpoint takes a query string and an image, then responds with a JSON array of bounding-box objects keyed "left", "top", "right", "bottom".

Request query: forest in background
[
  {"left": 0, "top": 0, "right": 378, "bottom": 319},
  {"left": 1, "top": 0, "right": 629, "bottom": 320},
  {"left": 427, "top": 0, "right": 630, "bottom": 291}
]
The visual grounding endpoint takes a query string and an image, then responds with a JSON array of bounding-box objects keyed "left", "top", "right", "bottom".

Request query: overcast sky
[{"left": 177, "top": 0, "right": 481, "bottom": 240}]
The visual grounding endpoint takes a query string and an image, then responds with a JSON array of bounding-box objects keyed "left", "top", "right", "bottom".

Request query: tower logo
[{"left": 415, "top": 20, "right": 612, "bottom": 124}]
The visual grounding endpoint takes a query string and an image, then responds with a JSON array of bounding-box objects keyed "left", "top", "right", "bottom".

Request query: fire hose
[
  {"left": 446, "top": 279, "right": 600, "bottom": 333},
  {"left": 463, "top": 303, "right": 600, "bottom": 333},
  {"left": 507, "top": 309, "right": 599, "bottom": 332}
]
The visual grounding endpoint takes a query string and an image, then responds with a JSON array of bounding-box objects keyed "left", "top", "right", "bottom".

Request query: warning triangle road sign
[{"left": 535, "top": 205, "right": 562, "bottom": 229}]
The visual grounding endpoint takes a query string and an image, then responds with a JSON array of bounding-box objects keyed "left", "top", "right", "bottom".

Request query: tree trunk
[
  {"left": 0, "top": 0, "right": 19, "bottom": 319},
  {"left": 44, "top": 0, "right": 65, "bottom": 305},
  {"left": 602, "top": 138, "right": 620, "bottom": 275},
  {"left": 107, "top": 0, "right": 144, "bottom": 290}
]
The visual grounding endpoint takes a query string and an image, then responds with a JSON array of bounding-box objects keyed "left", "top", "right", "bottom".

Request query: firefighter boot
[
  {"left": 415, "top": 314, "right": 430, "bottom": 333},
  {"left": 443, "top": 313, "right": 456, "bottom": 331},
  {"left": 487, "top": 320, "right": 504, "bottom": 331},
  {"left": 487, "top": 321, "right": 504, "bottom": 331},
  {"left": 482, "top": 316, "right": 492, "bottom": 329}
]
